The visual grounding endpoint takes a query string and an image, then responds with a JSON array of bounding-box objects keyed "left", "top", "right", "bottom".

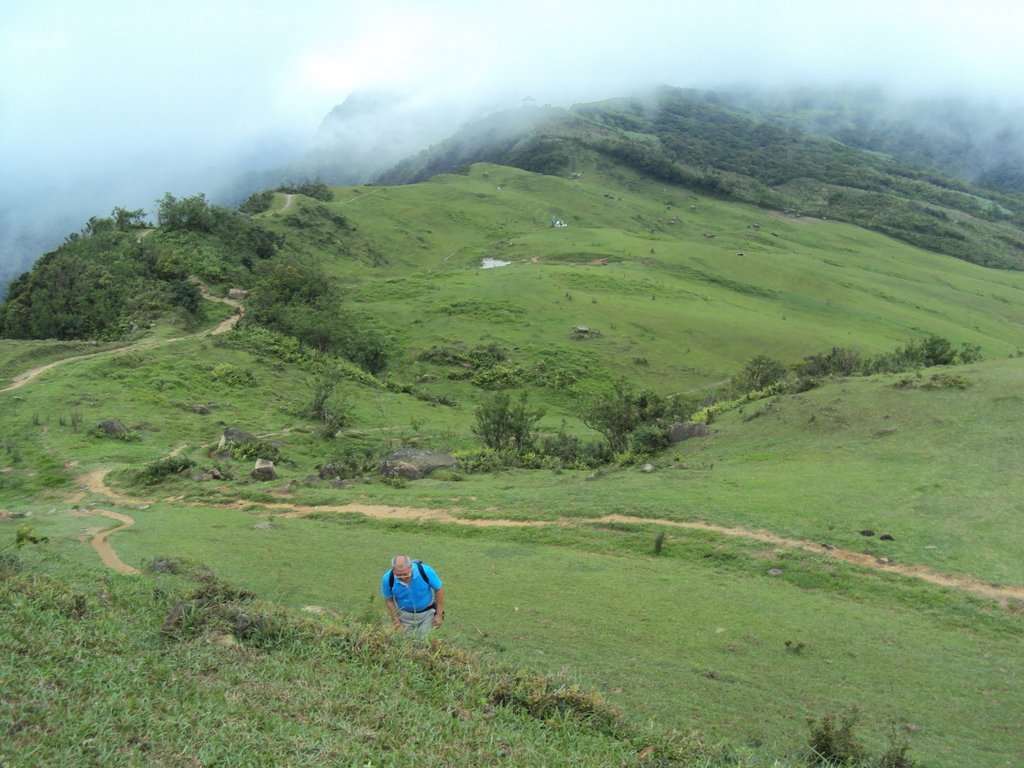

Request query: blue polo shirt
[{"left": 381, "top": 562, "right": 442, "bottom": 612}]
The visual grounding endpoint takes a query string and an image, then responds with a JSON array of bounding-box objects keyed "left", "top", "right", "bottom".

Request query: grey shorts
[{"left": 397, "top": 607, "right": 435, "bottom": 638}]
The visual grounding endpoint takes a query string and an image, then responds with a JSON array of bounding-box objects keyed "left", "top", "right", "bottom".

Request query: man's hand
[{"left": 432, "top": 613, "right": 444, "bottom": 628}]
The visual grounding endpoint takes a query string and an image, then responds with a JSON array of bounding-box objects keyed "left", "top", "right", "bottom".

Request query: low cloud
[{"left": 2, "top": 0, "right": 1022, "bottom": 286}]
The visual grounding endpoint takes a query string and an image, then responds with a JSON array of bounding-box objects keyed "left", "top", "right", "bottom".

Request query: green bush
[
  {"left": 629, "top": 425, "right": 670, "bottom": 457},
  {"left": 472, "top": 391, "right": 544, "bottom": 454},
  {"left": 471, "top": 364, "right": 526, "bottom": 389},
  {"left": 452, "top": 448, "right": 506, "bottom": 473},
  {"left": 807, "top": 709, "right": 864, "bottom": 765},
  {"left": 579, "top": 379, "right": 668, "bottom": 453},
  {"left": 232, "top": 441, "right": 281, "bottom": 462},
  {"left": 276, "top": 179, "right": 333, "bottom": 201},
  {"left": 317, "top": 444, "right": 379, "bottom": 480},
  {"left": 239, "top": 190, "right": 274, "bottom": 215},
  {"left": 310, "top": 378, "right": 353, "bottom": 436},
  {"left": 732, "top": 354, "right": 789, "bottom": 395},
  {"left": 136, "top": 454, "right": 196, "bottom": 484},
  {"left": 211, "top": 363, "right": 256, "bottom": 387}
]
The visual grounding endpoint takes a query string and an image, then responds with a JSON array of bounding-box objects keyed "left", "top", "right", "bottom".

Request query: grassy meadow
[{"left": 3, "top": 162, "right": 1024, "bottom": 767}]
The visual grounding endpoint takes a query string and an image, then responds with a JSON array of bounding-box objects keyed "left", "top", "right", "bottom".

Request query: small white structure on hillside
[{"left": 551, "top": 215, "right": 568, "bottom": 228}]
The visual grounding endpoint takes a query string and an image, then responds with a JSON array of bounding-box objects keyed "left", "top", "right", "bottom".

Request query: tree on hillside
[
  {"left": 580, "top": 379, "right": 668, "bottom": 454},
  {"left": 731, "top": 355, "right": 789, "bottom": 395},
  {"left": 157, "top": 192, "right": 218, "bottom": 233},
  {"left": 112, "top": 207, "right": 147, "bottom": 230},
  {"left": 473, "top": 391, "right": 545, "bottom": 454},
  {"left": 247, "top": 257, "right": 390, "bottom": 374},
  {"left": 0, "top": 252, "right": 124, "bottom": 339}
]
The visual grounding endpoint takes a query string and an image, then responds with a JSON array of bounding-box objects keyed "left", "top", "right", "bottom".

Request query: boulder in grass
[
  {"left": 380, "top": 448, "right": 457, "bottom": 480},
  {"left": 219, "top": 428, "right": 257, "bottom": 449},
  {"left": 96, "top": 419, "right": 129, "bottom": 437},
  {"left": 667, "top": 422, "right": 709, "bottom": 443},
  {"left": 251, "top": 459, "right": 277, "bottom": 481}
]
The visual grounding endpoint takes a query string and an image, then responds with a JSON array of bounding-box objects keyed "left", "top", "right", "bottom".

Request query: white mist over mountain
[{"left": 2, "top": 0, "right": 1022, "bottom": 288}]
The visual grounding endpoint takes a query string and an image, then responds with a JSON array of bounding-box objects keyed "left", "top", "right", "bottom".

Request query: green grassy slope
[
  {"left": 3, "top": 163, "right": 1024, "bottom": 767},
  {"left": 2, "top": 549, "right": 724, "bottom": 768},
  {"left": 260, "top": 164, "right": 1024, "bottom": 393},
  {"left": 380, "top": 90, "right": 1024, "bottom": 270}
]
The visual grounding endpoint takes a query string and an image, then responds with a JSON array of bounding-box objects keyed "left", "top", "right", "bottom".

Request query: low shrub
[
  {"left": 807, "top": 709, "right": 864, "bottom": 765},
  {"left": 629, "top": 425, "right": 670, "bottom": 456},
  {"left": 232, "top": 440, "right": 281, "bottom": 462},
  {"left": 317, "top": 445, "right": 379, "bottom": 480},
  {"left": 211, "top": 363, "right": 256, "bottom": 387},
  {"left": 136, "top": 454, "right": 196, "bottom": 484}
]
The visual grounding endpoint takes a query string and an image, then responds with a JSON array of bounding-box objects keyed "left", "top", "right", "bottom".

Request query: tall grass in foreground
[{"left": 1, "top": 546, "right": 924, "bottom": 767}]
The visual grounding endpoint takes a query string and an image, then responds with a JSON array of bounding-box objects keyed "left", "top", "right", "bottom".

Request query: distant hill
[
  {"left": 378, "top": 87, "right": 1024, "bottom": 270},
  {"left": 718, "top": 87, "right": 1024, "bottom": 194}
]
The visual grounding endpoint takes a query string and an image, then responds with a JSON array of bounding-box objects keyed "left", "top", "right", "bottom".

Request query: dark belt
[{"left": 399, "top": 602, "right": 436, "bottom": 614}]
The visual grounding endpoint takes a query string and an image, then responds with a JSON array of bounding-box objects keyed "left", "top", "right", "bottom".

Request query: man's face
[{"left": 393, "top": 560, "right": 412, "bottom": 581}]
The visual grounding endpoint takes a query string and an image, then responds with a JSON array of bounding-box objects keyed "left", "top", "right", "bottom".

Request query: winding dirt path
[
  {"left": 71, "top": 508, "right": 139, "bottom": 575},
  {"left": 71, "top": 468, "right": 1024, "bottom": 606},
  {"left": 1, "top": 350, "right": 124, "bottom": 393},
  {"left": 1, "top": 286, "right": 242, "bottom": 392}
]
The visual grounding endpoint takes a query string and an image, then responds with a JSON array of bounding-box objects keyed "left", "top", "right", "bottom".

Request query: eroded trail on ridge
[
  {"left": 72, "top": 468, "right": 1024, "bottom": 606},
  {"left": 1, "top": 287, "right": 242, "bottom": 392}
]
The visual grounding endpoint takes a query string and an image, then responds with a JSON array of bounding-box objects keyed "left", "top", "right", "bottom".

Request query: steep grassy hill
[
  {"left": 380, "top": 88, "right": 1024, "bottom": 270},
  {"left": 3, "top": 158, "right": 1024, "bottom": 766},
  {"left": 260, "top": 163, "right": 1024, "bottom": 392}
]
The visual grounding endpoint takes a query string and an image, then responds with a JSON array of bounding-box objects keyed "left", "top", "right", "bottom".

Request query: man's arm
[
  {"left": 384, "top": 597, "right": 401, "bottom": 628},
  {"left": 432, "top": 587, "right": 445, "bottom": 627}
]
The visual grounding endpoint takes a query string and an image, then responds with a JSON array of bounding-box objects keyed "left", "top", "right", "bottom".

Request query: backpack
[{"left": 388, "top": 560, "right": 429, "bottom": 590}]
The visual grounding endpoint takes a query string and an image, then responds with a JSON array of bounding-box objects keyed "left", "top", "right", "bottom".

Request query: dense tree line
[{"left": 244, "top": 255, "right": 390, "bottom": 374}]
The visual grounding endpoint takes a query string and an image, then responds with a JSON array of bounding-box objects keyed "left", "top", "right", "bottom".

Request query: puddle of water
[{"left": 480, "top": 258, "right": 511, "bottom": 269}]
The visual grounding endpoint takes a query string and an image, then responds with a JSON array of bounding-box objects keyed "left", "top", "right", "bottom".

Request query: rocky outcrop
[
  {"left": 96, "top": 419, "right": 129, "bottom": 437},
  {"left": 251, "top": 459, "right": 277, "bottom": 481},
  {"left": 219, "top": 428, "right": 257, "bottom": 449},
  {"left": 380, "top": 448, "right": 457, "bottom": 480},
  {"left": 667, "top": 422, "right": 709, "bottom": 443}
]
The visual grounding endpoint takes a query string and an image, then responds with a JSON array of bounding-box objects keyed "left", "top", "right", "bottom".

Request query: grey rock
[
  {"left": 251, "top": 459, "right": 277, "bottom": 481},
  {"left": 219, "top": 428, "right": 257, "bottom": 449},
  {"left": 97, "top": 419, "right": 128, "bottom": 436},
  {"left": 667, "top": 422, "right": 710, "bottom": 443},
  {"left": 380, "top": 448, "right": 457, "bottom": 480}
]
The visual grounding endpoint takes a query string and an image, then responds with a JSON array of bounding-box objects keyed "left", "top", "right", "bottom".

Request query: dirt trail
[
  {"left": 1, "top": 350, "right": 122, "bottom": 393},
  {"left": 72, "top": 467, "right": 1024, "bottom": 606},
  {"left": 336, "top": 188, "right": 384, "bottom": 205},
  {"left": 71, "top": 509, "right": 139, "bottom": 575},
  {"left": 1, "top": 287, "right": 241, "bottom": 392}
]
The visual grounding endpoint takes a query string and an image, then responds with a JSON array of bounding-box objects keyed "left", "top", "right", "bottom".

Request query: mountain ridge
[{"left": 375, "top": 86, "right": 1024, "bottom": 270}]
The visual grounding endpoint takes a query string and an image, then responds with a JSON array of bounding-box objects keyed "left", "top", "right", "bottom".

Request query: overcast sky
[{"left": 2, "top": 0, "right": 1023, "bottom": 275}]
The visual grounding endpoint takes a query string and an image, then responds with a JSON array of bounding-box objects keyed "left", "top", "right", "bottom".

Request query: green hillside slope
[
  {"left": 260, "top": 163, "right": 1024, "bottom": 390},
  {"left": 3, "top": 159, "right": 1024, "bottom": 767},
  {"left": 380, "top": 89, "right": 1024, "bottom": 270}
]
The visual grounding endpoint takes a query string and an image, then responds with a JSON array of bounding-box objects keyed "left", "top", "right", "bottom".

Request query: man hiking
[{"left": 381, "top": 554, "right": 445, "bottom": 639}]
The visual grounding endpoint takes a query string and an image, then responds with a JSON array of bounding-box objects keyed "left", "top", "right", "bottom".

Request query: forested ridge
[{"left": 381, "top": 87, "right": 1024, "bottom": 269}]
